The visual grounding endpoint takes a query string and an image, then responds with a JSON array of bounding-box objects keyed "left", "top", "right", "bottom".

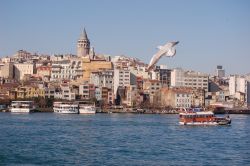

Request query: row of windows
[
  {"left": 151, "top": 87, "right": 160, "bottom": 90},
  {"left": 177, "top": 94, "right": 190, "bottom": 97},
  {"left": 184, "top": 79, "right": 207, "bottom": 82},
  {"left": 177, "top": 99, "right": 190, "bottom": 102},
  {"left": 100, "top": 81, "right": 113, "bottom": 84},
  {"left": 184, "top": 83, "right": 208, "bottom": 86},
  {"left": 119, "top": 71, "right": 129, "bottom": 74},
  {"left": 177, "top": 104, "right": 190, "bottom": 107}
]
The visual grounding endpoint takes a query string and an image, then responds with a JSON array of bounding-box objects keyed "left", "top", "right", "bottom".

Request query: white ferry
[
  {"left": 10, "top": 101, "right": 36, "bottom": 113},
  {"left": 53, "top": 101, "right": 79, "bottom": 114},
  {"left": 79, "top": 104, "right": 96, "bottom": 114},
  {"left": 179, "top": 108, "right": 231, "bottom": 125}
]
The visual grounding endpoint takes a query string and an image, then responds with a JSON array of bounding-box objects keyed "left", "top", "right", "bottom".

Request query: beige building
[
  {"left": 155, "top": 87, "right": 193, "bottom": 108},
  {"left": 82, "top": 57, "right": 113, "bottom": 82},
  {"left": 143, "top": 79, "right": 162, "bottom": 103},
  {"left": 124, "top": 85, "right": 138, "bottom": 107},
  {"left": 0, "top": 62, "right": 14, "bottom": 78},
  {"left": 14, "top": 63, "right": 35, "bottom": 81}
]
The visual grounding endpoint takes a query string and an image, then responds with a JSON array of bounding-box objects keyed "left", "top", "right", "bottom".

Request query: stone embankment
[
  {"left": 98, "top": 108, "right": 179, "bottom": 114},
  {"left": 214, "top": 108, "right": 250, "bottom": 114}
]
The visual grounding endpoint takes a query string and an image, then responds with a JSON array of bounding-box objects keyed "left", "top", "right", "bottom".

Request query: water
[{"left": 0, "top": 113, "right": 250, "bottom": 166}]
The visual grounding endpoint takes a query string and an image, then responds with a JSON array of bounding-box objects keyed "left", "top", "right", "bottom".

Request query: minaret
[{"left": 77, "top": 28, "right": 90, "bottom": 57}]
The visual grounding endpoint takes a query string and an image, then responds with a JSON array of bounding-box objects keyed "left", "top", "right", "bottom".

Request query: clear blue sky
[{"left": 0, "top": 0, "right": 250, "bottom": 75}]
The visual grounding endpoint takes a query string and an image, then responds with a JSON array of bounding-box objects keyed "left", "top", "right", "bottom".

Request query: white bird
[{"left": 147, "top": 41, "right": 179, "bottom": 71}]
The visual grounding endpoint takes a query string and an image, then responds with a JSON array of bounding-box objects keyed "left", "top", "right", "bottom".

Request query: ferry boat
[
  {"left": 53, "top": 101, "right": 79, "bottom": 114},
  {"left": 179, "top": 108, "right": 231, "bottom": 125},
  {"left": 79, "top": 104, "right": 96, "bottom": 114},
  {"left": 10, "top": 101, "right": 36, "bottom": 113}
]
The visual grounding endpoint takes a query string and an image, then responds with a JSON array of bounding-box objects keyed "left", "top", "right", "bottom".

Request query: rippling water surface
[{"left": 0, "top": 113, "right": 250, "bottom": 165}]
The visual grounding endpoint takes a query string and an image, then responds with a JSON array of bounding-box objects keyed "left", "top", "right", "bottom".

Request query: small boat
[
  {"left": 79, "top": 104, "right": 96, "bottom": 114},
  {"left": 53, "top": 101, "right": 79, "bottom": 114},
  {"left": 10, "top": 101, "right": 36, "bottom": 113},
  {"left": 179, "top": 108, "right": 231, "bottom": 125}
]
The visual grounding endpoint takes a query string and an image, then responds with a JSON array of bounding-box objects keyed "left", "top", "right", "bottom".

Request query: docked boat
[
  {"left": 53, "top": 101, "right": 79, "bottom": 114},
  {"left": 179, "top": 108, "right": 231, "bottom": 125},
  {"left": 10, "top": 101, "right": 36, "bottom": 113},
  {"left": 79, "top": 104, "right": 96, "bottom": 114}
]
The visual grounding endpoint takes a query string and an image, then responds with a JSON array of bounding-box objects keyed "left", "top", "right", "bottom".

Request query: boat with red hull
[{"left": 179, "top": 108, "right": 231, "bottom": 125}]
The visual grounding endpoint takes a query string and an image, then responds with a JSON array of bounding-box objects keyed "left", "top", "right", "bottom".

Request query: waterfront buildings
[{"left": 1, "top": 28, "right": 247, "bottom": 109}]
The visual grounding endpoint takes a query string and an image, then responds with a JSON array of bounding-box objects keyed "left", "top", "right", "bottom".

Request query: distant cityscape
[{"left": 0, "top": 28, "right": 250, "bottom": 110}]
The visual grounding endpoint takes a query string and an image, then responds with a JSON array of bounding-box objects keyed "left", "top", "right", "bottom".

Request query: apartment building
[{"left": 171, "top": 68, "right": 209, "bottom": 91}]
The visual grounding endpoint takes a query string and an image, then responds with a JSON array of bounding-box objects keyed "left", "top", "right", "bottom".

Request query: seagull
[{"left": 147, "top": 41, "right": 179, "bottom": 71}]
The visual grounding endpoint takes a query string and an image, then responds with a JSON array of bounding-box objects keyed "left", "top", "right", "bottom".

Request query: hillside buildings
[{"left": 0, "top": 28, "right": 248, "bottom": 109}]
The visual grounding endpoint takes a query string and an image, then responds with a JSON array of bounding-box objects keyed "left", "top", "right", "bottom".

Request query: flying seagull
[{"left": 147, "top": 41, "right": 179, "bottom": 71}]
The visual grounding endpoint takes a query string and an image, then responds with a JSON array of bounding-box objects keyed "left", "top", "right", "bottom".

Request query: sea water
[{"left": 0, "top": 113, "right": 250, "bottom": 165}]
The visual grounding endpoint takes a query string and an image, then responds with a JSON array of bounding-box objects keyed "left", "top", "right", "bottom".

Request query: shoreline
[{"left": 1, "top": 107, "right": 250, "bottom": 114}]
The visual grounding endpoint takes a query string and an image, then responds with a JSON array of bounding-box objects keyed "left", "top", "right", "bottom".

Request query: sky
[{"left": 0, "top": 0, "right": 250, "bottom": 75}]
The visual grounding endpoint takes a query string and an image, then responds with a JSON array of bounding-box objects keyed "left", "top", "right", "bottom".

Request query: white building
[
  {"left": 79, "top": 83, "right": 95, "bottom": 100},
  {"left": 129, "top": 66, "right": 150, "bottom": 79},
  {"left": 90, "top": 70, "right": 114, "bottom": 89},
  {"left": 229, "top": 75, "right": 249, "bottom": 105},
  {"left": 171, "top": 68, "right": 209, "bottom": 91},
  {"left": 14, "top": 63, "right": 35, "bottom": 80},
  {"left": 61, "top": 84, "right": 76, "bottom": 101},
  {"left": 50, "top": 59, "right": 83, "bottom": 81},
  {"left": 175, "top": 91, "right": 192, "bottom": 108},
  {"left": 113, "top": 68, "right": 137, "bottom": 97},
  {"left": 45, "top": 86, "right": 55, "bottom": 99},
  {"left": 95, "top": 87, "right": 102, "bottom": 101}
]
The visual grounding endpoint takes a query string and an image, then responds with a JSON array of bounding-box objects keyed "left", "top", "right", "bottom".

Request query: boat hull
[
  {"left": 179, "top": 119, "right": 231, "bottom": 126},
  {"left": 179, "top": 121, "right": 224, "bottom": 125},
  {"left": 79, "top": 109, "right": 96, "bottom": 114},
  {"left": 54, "top": 111, "right": 78, "bottom": 114},
  {"left": 79, "top": 105, "right": 96, "bottom": 114},
  {"left": 53, "top": 102, "right": 79, "bottom": 114},
  {"left": 10, "top": 108, "right": 31, "bottom": 113},
  {"left": 53, "top": 109, "right": 79, "bottom": 114}
]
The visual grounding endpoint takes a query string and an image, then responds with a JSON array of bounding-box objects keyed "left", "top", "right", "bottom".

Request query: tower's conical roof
[{"left": 80, "top": 28, "right": 88, "bottom": 40}]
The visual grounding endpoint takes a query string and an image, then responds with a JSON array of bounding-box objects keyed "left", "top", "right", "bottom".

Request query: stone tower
[{"left": 77, "top": 28, "right": 90, "bottom": 57}]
